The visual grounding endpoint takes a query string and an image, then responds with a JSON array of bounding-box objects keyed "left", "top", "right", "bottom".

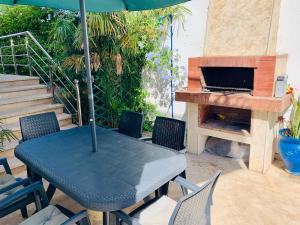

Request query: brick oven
[
  {"left": 176, "top": 55, "right": 290, "bottom": 173},
  {"left": 175, "top": 0, "right": 291, "bottom": 173}
]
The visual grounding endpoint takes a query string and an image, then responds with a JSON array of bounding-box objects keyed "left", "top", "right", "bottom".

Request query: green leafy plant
[
  {"left": 0, "top": 6, "right": 189, "bottom": 130},
  {"left": 0, "top": 119, "right": 17, "bottom": 150},
  {"left": 280, "top": 93, "right": 300, "bottom": 139},
  {"left": 47, "top": 7, "right": 189, "bottom": 129},
  {"left": 291, "top": 94, "right": 300, "bottom": 138}
]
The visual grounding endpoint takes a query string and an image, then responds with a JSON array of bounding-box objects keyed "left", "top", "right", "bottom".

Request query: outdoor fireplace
[
  {"left": 174, "top": 0, "right": 292, "bottom": 174},
  {"left": 175, "top": 55, "right": 290, "bottom": 174}
]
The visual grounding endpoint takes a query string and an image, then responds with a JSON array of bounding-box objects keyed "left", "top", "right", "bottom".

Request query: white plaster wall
[
  {"left": 277, "top": 0, "right": 300, "bottom": 93},
  {"left": 168, "top": 0, "right": 210, "bottom": 118}
]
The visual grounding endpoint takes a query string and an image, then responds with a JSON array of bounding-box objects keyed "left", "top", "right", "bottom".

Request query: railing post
[
  {"left": 74, "top": 79, "right": 83, "bottom": 126},
  {"left": 10, "top": 39, "right": 18, "bottom": 75},
  {"left": 0, "top": 47, "right": 5, "bottom": 74},
  {"left": 25, "top": 36, "right": 32, "bottom": 76},
  {"left": 49, "top": 65, "right": 54, "bottom": 97}
]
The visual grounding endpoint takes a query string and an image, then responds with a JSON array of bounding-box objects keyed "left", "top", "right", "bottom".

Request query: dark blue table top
[{"left": 15, "top": 126, "right": 186, "bottom": 211}]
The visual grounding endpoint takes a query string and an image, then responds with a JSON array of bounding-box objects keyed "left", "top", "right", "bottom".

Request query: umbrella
[{"left": 0, "top": 0, "right": 190, "bottom": 152}]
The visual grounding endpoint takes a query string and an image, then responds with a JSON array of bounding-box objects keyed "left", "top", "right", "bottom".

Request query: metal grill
[{"left": 203, "top": 85, "right": 253, "bottom": 95}]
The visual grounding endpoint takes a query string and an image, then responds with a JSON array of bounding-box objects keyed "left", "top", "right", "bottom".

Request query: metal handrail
[{"left": 0, "top": 31, "right": 82, "bottom": 126}]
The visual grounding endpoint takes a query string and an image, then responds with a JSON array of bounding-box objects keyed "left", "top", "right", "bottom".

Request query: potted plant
[
  {"left": 278, "top": 90, "right": 300, "bottom": 175},
  {"left": 0, "top": 119, "right": 17, "bottom": 151}
]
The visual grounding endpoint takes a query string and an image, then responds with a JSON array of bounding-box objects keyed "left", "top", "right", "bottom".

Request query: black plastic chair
[
  {"left": 0, "top": 158, "right": 34, "bottom": 219},
  {"left": 142, "top": 116, "right": 186, "bottom": 151},
  {"left": 19, "top": 112, "right": 60, "bottom": 202},
  {"left": 19, "top": 112, "right": 60, "bottom": 142},
  {"left": 115, "top": 111, "right": 144, "bottom": 138},
  {"left": 113, "top": 171, "right": 221, "bottom": 225},
  {"left": 0, "top": 180, "right": 90, "bottom": 225},
  {"left": 141, "top": 116, "right": 186, "bottom": 173},
  {"left": 141, "top": 117, "right": 186, "bottom": 197}
]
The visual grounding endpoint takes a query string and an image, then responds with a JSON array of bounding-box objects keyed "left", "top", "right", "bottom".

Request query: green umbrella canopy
[{"left": 0, "top": 0, "right": 189, "bottom": 12}]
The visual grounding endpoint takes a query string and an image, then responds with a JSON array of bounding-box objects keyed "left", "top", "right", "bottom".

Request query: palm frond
[
  {"left": 50, "top": 19, "right": 76, "bottom": 43},
  {"left": 90, "top": 52, "right": 101, "bottom": 72},
  {"left": 88, "top": 13, "right": 126, "bottom": 37},
  {"left": 63, "top": 54, "right": 84, "bottom": 74},
  {"left": 114, "top": 53, "right": 122, "bottom": 75},
  {"left": 0, "top": 119, "right": 17, "bottom": 150}
]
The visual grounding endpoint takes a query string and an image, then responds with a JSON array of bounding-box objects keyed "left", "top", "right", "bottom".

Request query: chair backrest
[
  {"left": 20, "top": 112, "right": 60, "bottom": 142},
  {"left": 118, "top": 111, "right": 144, "bottom": 138},
  {"left": 169, "top": 171, "right": 221, "bottom": 225},
  {"left": 152, "top": 117, "right": 186, "bottom": 151}
]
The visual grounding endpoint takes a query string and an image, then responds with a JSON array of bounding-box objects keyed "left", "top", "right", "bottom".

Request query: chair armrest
[
  {"left": 0, "top": 178, "right": 31, "bottom": 195},
  {"left": 139, "top": 137, "right": 152, "bottom": 141},
  {"left": 173, "top": 176, "right": 200, "bottom": 192},
  {"left": 0, "top": 181, "right": 45, "bottom": 210},
  {"left": 113, "top": 211, "right": 141, "bottom": 225},
  {"left": 0, "top": 157, "right": 12, "bottom": 174},
  {"left": 61, "top": 210, "right": 89, "bottom": 225}
]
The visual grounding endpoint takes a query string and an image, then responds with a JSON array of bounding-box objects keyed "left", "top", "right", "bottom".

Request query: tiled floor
[{"left": 2, "top": 152, "right": 300, "bottom": 225}]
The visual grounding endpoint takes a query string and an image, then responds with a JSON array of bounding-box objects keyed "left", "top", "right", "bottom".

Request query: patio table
[{"left": 15, "top": 126, "right": 187, "bottom": 225}]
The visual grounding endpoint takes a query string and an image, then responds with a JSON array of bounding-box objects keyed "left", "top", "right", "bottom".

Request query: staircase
[
  {"left": 0, "top": 75, "right": 77, "bottom": 175},
  {"left": 0, "top": 33, "right": 83, "bottom": 176}
]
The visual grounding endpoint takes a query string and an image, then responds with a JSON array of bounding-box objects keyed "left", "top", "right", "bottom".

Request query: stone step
[
  {"left": 0, "top": 84, "right": 48, "bottom": 99},
  {"left": 0, "top": 104, "right": 64, "bottom": 124},
  {"left": 0, "top": 93, "right": 53, "bottom": 111},
  {"left": 0, "top": 124, "right": 78, "bottom": 175},
  {"left": 3, "top": 113, "right": 73, "bottom": 140},
  {"left": 0, "top": 157, "right": 26, "bottom": 176},
  {"left": 0, "top": 140, "right": 18, "bottom": 158},
  {"left": 60, "top": 124, "right": 78, "bottom": 130},
  {"left": 0, "top": 75, "right": 40, "bottom": 88},
  {"left": 0, "top": 75, "right": 78, "bottom": 176}
]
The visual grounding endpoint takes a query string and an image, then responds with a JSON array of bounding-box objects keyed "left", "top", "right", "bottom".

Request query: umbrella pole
[{"left": 79, "top": 0, "right": 98, "bottom": 152}]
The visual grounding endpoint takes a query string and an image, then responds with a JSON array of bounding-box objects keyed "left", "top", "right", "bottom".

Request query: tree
[{"left": 48, "top": 7, "right": 189, "bottom": 128}]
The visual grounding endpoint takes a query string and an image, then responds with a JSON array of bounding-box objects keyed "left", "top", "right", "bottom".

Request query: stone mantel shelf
[{"left": 175, "top": 88, "right": 291, "bottom": 113}]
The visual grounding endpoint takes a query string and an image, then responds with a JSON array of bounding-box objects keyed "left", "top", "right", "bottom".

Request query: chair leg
[
  {"left": 20, "top": 207, "right": 28, "bottom": 218},
  {"left": 161, "top": 182, "right": 169, "bottom": 196},
  {"left": 27, "top": 167, "right": 42, "bottom": 182},
  {"left": 155, "top": 171, "right": 186, "bottom": 198},
  {"left": 46, "top": 184, "right": 56, "bottom": 202},
  {"left": 155, "top": 182, "right": 170, "bottom": 198},
  {"left": 154, "top": 189, "right": 160, "bottom": 198},
  {"left": 180, "top": 170, "right": 186, "bottom": 179},
  {"left": 103, "top": 212, "right": 110, "bottom": 225},
  {"left": 180, "top": 170, "right": 188, "bottom": 195},
  {"left": 28, "top": 167, "right": 56, "bottom": 202}
]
